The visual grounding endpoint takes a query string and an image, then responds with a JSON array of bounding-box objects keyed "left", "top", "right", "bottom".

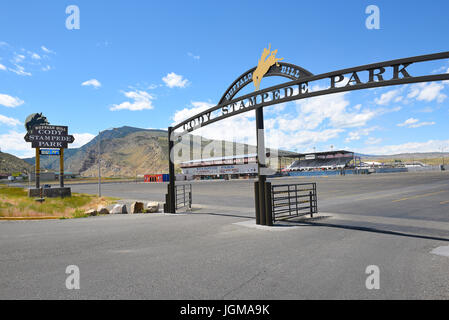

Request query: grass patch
[{"left": 0, "top": 185, "right": 118, "bottom": 218}]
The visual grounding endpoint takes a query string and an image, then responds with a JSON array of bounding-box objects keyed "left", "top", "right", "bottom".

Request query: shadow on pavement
[{"left": 286, "top": 219, "right": 449, "bottom": 242}]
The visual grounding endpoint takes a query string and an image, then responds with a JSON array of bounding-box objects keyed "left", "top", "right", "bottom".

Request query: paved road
[
  {"left": 71, "top": 171, "right": 449, "bottom": 222},
  {"left": 1, "top": 171, "right": 448, "bottom": 299}
]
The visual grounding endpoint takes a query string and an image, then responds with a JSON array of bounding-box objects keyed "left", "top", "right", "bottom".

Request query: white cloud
[
  {"left": 0, "top": 94, "right": 24, "bottom": 108},
  {"left": 13, "top": 54, "right": 25, "bottom": 63},
  {"left": 41, "top": 65, "right": 51, "bottom": 71},
  {"left": 81, "top": 79, "right": 102, "bottom": 88},
  {"left": 345, "top": 127, "right": 378, "bottom": 142},
  {"left": 187, "top": 52, "right": 200, "bottom": 60},
  {"left": 294, "top": 87, "right": 376, "bottom": 129},
  {"left": 41, "top": 46, "right": 54, "bottom": 54},
  {"left": 397, "top": 118, "right": 419, "bottom": 127},
  {"left": 110, "top": 90, "right": 155, "bottom": 111},
  {"left": 71, "top": 133, "right": 95, "bottom": 148},
  {"left": 266, "top": 128, "right": 344, "bottom": 151},
  {"left": 172, "top": 100, "right": 344, "bottom": 151},
  {"left": 0, "top": 114, "right": 21, "bottom": 126},
  {"left": 8, "top": 64, "right": 31, "bottom": 76},
  {"left": 407, "top": 82, "right": 447, "bottom": 103},
  {"left": 31, "top": 53, "right": 41, "bottom": 60},
  {"left": 408, "top": 121, "right": 435, "bottom": 128},
  {"left": 162, "top": 72, "right": 189, "bottom": 88},
  {"left": 365, "top": 137, "right": 382, "bottom": 145},
  {"left": 0, "top": 130, "right": 34, "bottom": 158},
  {"left": 418, "top": 106, "right": 434, "bottom": 113},
  {"left": 374, "top": 89, "right": 402, "bottom": 105},
  {"left": 172, "top": 101, "right": 214, "bottom": 124},
  {"left": 0, "top": 63, "right": 6, "bottom": 71},
  {"left": 397, "top": 118, "right": 435, "bottom": 128},
  {"left": 361, "top": 139, "right": 449, "bottom": 155}
]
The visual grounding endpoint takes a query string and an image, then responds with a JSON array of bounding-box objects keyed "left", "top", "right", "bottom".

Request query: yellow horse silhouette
[{"left": 253, "top": 44, "right": 283, "bottom": 91}]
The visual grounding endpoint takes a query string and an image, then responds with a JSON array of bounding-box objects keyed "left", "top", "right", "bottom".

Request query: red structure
[{"left": 144, "top": 174, "right": 169, "bottom": 183}]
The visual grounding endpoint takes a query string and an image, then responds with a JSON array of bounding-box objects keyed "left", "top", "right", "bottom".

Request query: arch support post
[
  {"left": 164, "top": 126, "right": 176, "bottom": 213},
  {"left": 255, "top": 107, "right": 267, "bottom": 225}
]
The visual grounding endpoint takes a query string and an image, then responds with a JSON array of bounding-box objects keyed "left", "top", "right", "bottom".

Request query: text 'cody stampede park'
[{"left": 180, "top": 63, "right": 412, "bottom": 133}]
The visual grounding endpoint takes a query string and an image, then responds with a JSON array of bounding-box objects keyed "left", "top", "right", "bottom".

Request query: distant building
[{"left": 180, "top": 154, "right": 258, "bottom": 179}]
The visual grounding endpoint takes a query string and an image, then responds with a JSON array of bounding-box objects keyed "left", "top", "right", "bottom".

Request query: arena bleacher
[{"left": 285, "top": 150, "right": 355, "bottom": 171}]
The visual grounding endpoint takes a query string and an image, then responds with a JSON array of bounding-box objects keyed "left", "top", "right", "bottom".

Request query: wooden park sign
[
  {"left": 23, "top": 113, "right": 75, "bottom": 195},
  {"left": 25, "top": 125, "right": 75, "bottom": 148}
]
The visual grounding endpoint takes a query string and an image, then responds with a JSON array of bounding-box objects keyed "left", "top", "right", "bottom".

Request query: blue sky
[{"left": 1, "top": 0, "right": 448, "bottom": 157}]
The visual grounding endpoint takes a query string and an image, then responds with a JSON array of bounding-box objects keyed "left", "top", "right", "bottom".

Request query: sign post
[
  {"left": 24, "top": 121, "right": 75, "bottom": 197},
  {"left": 35, "top": 147, "right": 40, "bottom": 189},
  {"left": 59, "top": 148, "right": 64, "bottom": 187}
]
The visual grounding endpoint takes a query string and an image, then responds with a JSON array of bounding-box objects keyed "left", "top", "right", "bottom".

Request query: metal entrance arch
[{"left": 164, "top": 50, "right": 449, "bottom": 226}]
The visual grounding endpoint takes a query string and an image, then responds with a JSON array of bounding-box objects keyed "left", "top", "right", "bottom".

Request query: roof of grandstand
[
  {"left": 180, "top": 153, "right": 257, "bottom": 166},
  {"left": 295, "top": 150, "right": 353, "bottom": 157},
  {"left": 285, "top": 150, "right": 355, "bottom": 171}
]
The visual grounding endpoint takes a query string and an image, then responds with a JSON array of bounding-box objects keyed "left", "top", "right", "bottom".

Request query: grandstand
[
  {"left": 285, "top": 150, "right": 357, "bottom": 172},
  {"left": 180, "top": 154, "right": 258, "bottom": 179}
]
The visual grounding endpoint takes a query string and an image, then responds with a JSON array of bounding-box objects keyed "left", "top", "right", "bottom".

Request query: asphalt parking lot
[{"left": 1, "top": 171, "right": 448, "bottom": 299}]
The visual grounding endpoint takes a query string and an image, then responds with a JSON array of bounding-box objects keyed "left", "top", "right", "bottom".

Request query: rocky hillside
[
  {"left": 0, "top": 151, "right": 34, "bottom": 174},
  {"left": 24, "top": 127, "right": 169, "bottom": 177}
]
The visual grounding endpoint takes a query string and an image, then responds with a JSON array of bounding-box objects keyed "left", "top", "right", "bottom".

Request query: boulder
[
  {"left": 97, "top": 206, "right": 110, "bottom": 215},
  {"left": 130, "top": 201, "right": 144, "bottom": 214},
  {"left": 145, "top": 201, "right": 159, "bottom": 213},
  {"left": 111, "top": 204, "right": 127, "bottom": 214},
  {"left": 85, "top": 209, "right": 97, "bottom": 216}
]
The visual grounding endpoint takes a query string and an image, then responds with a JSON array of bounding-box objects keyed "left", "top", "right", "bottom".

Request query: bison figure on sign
[{"left": 24, "top": 113, "right": 49, "bottom": 133}]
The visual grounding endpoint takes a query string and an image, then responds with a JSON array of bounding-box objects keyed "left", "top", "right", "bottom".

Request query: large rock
[
  {"left": 111, "top": 204, "right": 127, "bottom": 214},
  {"left": 145, "top": 201, "right": 159, "bottom": 213},
  {"left": 97, "top": 205, "right": 110, "bottom": 215},
  {"left": 130, "top": 202, "right": 144, "bottom": 214},
  {"left": 85, "top": 209, "right": 97, "bottom": 216}
]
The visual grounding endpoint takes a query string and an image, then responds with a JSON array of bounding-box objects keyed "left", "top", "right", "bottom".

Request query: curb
[{"left": 0, "top": 216, "right": 66, "bottom": 221}]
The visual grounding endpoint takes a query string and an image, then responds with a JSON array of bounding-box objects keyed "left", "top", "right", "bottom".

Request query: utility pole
[
  {"left": 441, "top": 146, "right": 445, "bottom": 168},
  {"left": 98, "top": 131, "right": 101, "bottom": 198}
]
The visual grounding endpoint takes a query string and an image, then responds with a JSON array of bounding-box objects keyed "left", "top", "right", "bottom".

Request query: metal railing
[
  {"left": 270, "top": 182, "right": 317, "bottom": 222},
  {"left": 175, "top": 184, "right": 192, "bottom": 210}
]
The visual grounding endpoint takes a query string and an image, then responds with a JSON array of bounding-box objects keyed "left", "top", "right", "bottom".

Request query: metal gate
[
  {"left": 175, "top": 184, "right": 192, "bottom": 210},
  {"left": 269, "top": 182, "right": 317, "bottom": 222}
]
